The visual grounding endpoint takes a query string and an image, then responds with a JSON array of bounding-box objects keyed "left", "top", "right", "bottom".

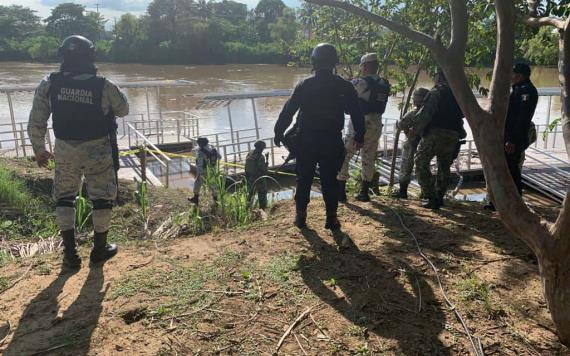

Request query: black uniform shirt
[
  {"left": 274, "top": 70, "right": 365, "bottom": 145},
  {"left": 505, "top": 79, "right": 538, "bottom": 149}
]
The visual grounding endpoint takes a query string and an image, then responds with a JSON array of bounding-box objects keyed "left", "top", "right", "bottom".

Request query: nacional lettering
[{"left": 57, "top": 87, "right": 94, "bottom": 105}]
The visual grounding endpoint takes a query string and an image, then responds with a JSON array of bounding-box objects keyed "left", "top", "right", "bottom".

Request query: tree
[
  {"left": 269, "top": 8, "right": 299, "bottom": 55},
  {"left": 0, "top": 5, "right": 42, "bottom": 41},
  {"left": 254, "top": 0, "right": 286, "bottom": 42},
  {"left": 212, "top": 0, "right": 247, "bottom": 24},
  {"left": 45, "top": 3, "right": 101, "bottom": 40},
  {"left": 305, "top": 0, "right": 570, "bottom": 346},
  {"left": 522, "top": 26, "right": 559, "bottom": 65}
]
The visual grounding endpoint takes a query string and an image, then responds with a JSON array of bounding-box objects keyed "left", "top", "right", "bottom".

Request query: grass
[{"left": 0, "top": 166, "right": 31, "bottom": 211}]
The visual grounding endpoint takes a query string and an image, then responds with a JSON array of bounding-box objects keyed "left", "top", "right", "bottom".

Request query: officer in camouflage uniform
[
  {"left": 28, "top": 35, "right": 129, "bottom": 268},
  {"left": 245, "top": 140, "right": 269, "bottom": 209},
  {"left": 189, "top": 137, "right": 221, "bottom": 205},
  {"left": 392, "top": 87, "right": 429, "bottom": 199},
  {"left": 412, "top": 69, "right": 465, "bottom": 210},
  {"left": 338, "top": 53, "right": 390, "bottom": 202}
]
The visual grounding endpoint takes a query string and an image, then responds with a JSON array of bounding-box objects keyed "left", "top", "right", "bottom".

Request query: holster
[{"left": 106, "top": 112, "right": 120, "bottom": 173}]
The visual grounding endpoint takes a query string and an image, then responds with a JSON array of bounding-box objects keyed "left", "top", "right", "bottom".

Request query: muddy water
[{"left": 0, "top": 62, "right": 563, "bottom": 140}]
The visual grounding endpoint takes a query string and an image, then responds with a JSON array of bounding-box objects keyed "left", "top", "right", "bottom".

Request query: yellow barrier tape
[{"left": 120, "top": 147, "right": 300, "bottom": 178}]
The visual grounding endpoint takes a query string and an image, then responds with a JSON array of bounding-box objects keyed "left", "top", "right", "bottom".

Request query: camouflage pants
[
  {"left": 399, "top": 136, "right": 420, "bottom": 185},
  {"left": 414, "top": 129, "right": 459, "bottom": 200},
  {"left": 193, "top": 167, "right": 218, "bottom": 199},
  {"left": 53, "top": 137, "right": 117, "bottom": 233},
  {"left": 247, "top": 175, "right": 268, "bottom": 209},
  {"left": 338, "top": 115, "right": 383, "bottom": 182}
]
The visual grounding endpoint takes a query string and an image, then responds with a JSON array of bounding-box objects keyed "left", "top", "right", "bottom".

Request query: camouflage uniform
[
  {"left": 337, "top": 75, "right": 386, "bottom": 182},
  {"left": 193, "top": 145, "right": 221, "bottom": 197},
  {"left": 28, "top": 74, "right": 129, "bottom": 233},
  {"left": 245, "top": 150, "right": 269, "bottom": 209},
  {"left": 412, "top": 83, "right": 464, "bottom": 203},
  {"left": 397, "top": 109, "right": 420, "bottom": 186}
]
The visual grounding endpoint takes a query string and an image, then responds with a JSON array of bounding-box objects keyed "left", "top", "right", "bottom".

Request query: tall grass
[
  {"left": 75, "top": 180, "right": 92, "bottom": 231},
  {"left": 0, "top": 166, "right": 31, "bottom": 211}
]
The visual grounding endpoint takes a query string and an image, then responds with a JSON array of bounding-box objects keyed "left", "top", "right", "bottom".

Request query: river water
[{"left": 0, "top": 62, "right": 564, "bottom": 141}]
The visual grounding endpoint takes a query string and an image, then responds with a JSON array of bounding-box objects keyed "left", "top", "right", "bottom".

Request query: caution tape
[{"left": 120, "top": 147, "right": 300, "bottom": 178}]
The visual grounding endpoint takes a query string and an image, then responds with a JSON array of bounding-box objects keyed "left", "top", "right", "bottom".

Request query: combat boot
[
  {"left": 324, "top": 214, "right": 341, "bottom": 231},
  {"left": 90, "top": 231, "right": 118, "bottom": 264},
  {"left": 391, "top": 183, "right": 409, "bottom": 199},
  {"left": 355, "top": 181, "right": 371, "bottom": 202},
  {"left": 338, "top": 180, "right": 347, "bottom": 203},
  {"left": 188, "top": 195, "right": 199, "bottom": 205},
  {"left": 294, "top": 210, "right": 307, "bottom": 229},
  {"left": 61, "top": 229, "right": 81, "bottom": 269},
  {"left": 483, "top": 202, "right": 496, "bottom": 211},
  {"left": 422, "top": 198, "right": 441, "bottom": 210}
]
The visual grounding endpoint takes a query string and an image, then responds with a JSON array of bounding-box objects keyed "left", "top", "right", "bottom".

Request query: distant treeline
[{"left": 0, "top": 1, "right": 560, "bottom": 66}]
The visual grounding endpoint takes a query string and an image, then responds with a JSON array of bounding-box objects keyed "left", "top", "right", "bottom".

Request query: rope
[{"left": 388, "top": 205, "right": 484, "bottom": 356}]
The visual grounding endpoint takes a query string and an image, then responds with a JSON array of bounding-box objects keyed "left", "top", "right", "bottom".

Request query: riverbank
[{"left": 0, "top": 158, "right": 567, "bottom": 354}]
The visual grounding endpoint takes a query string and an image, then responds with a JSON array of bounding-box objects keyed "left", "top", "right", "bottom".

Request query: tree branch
[
  {"left": 304, "top": 0, "right": 439, "bottom": 51},
  {"left": 448, "top": 0, "right": 469, "bottom": 57},
  {"left": 519, "top": 15, "right": 566, "bottom": 30},
  {"left": 488, "top": 0, "right": 515, "bottom": 118}
]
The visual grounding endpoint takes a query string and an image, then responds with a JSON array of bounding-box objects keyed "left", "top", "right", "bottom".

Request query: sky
[{"left": 0, "top": 0, "right": 301, "bottom": 26}]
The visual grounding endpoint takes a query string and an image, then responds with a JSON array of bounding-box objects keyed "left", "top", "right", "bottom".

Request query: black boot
[
  {"left": 338, "top": 180, "right": 347, "bottom": 203},
  {"left": 421, "top": 198, "right": 441, "bottom": 210},
  {"left": 62, "top": 229, "right": 81, "bottom": 269},
  {"left": 355, "top": 181, "right": 371, "bottom": 202},
  {"left": 188, "top": 195, "right": 199, "bottom": 205},
  {"left": 90, "top": 231, "right": 118, "bottom": 264},
  {"left": 294, "top": 210, "right": 307, "bottom": 229},
  {"left": 391, "top": 183, "right": 409, "bottom": 199},
  {"left": 324, "top": 214, "right": 341, "bottom": 231},
  {"left": 483, "top": 202, "right": 496, "bottom": 211}
]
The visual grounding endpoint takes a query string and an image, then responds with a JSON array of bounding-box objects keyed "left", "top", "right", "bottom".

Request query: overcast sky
[{"left": 0, "top": 0, "right": 301, "bottom": 26}]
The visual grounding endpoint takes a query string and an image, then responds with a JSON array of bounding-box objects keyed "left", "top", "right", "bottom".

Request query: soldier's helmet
[
  {"left": 413, "top": 87, "right": 429, "bottom": 101},
  {"left": 254, "top": 140, "right": 266, "bottom": 150},
  {"left": 311, "top": 43, "right": 339, "bottom": 70},
  {"left": 197, "top": 137, "right": 209, "bottom": 147},
  {"left": 58, "top": 35, "right": 95, "bottom": 63},
  {"left": 513, "top": 62, "right": 531, "bottom": 77}
]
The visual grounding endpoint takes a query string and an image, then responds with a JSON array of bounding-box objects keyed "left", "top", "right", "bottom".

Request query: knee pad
[
  {"left": 92, "top": 199, "right": 114, "bottom": 210},
  {"left": 56, "top": 196, "right": 76, "bottom": 208}
]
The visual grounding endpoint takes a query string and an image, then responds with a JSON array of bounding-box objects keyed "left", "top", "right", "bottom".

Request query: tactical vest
[
  {"left": 49, "top": 72, "right": 107, "bottom": 140},
  {"left": 359, "top": 76, "right": 390, "bottom": 115},
  {"left": 200, "top": 145, "right": 219, "bottom": 168},
  {"left": 426, "top": 84, "right": 464, "bottom": 134}
]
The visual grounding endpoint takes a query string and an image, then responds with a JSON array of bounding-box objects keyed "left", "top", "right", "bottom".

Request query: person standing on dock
[
  {"left": 189, "top": 137, "right": 221, "bottom": 205},
  {"left": 274, "top": 43, "right": 365, "bottom": 231},
  {"left": 391, "top": 87, "right": 429, "bottom": 199},
  {"left": 337, "top": 53, "right": 391, "bottom": 203},
  {"left": 245, "top": 140, "right": 269, "bottom": 209},
  {"left": 484, "top": 63, "right": 538, "bottom": 211},
  {"left": 411, "top": 68, "right": 465, "bottom": 210},
  {"left": 28, "top": 35, "right": 129, "bottom": 268}
]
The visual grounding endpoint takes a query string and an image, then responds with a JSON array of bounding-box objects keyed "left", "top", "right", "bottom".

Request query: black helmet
[
  {"left": 58, "top": 35, "right": 95, "bottom": 62},
  {"left": 254, "top": 140, "right": 266, "bottom": 150},
  {"left": 513, "top": 62, "right": 531, "bottom": 77},
  {"left": 311, "top": 43, "right": 339, "bottom": 70},
  {"left": 197, "top": 137, "right": 209, "bottom": 147}
]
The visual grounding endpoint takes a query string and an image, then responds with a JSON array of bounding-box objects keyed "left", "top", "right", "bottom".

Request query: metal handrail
[{"left": 127, "top": 123, "right": 172, "bottom": 187}]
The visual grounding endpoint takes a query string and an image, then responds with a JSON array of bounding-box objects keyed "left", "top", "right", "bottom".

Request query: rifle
[{"left": 106, "top": 111, "right": 120, "bottom": 173}]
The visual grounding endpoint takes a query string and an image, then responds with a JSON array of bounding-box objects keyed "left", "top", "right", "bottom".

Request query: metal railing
[{"left": 126, "top": 123, "right": 172, "bottom": 188}]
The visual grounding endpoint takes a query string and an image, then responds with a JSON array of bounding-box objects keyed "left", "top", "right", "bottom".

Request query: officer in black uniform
[
  {"left": 485, "top": 63, "right": 538, "bottom": 210},
  {"left": 274, "top": 43, "right": 365, "bottom": 230}
]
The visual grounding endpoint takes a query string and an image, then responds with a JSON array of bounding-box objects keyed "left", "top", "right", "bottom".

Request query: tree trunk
[{"left": 559, "top": 23, "right": 570, "bottom": 161}]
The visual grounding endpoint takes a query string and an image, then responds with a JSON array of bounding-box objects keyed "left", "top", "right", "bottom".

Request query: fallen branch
[
  {"left": 127, "top": 256, "right": 155, "bottom": 271},
  {"left": 274, "top": 303, "right": 322, "bottom": 355},
  {"left": 0, "top": 264, "right": 33, "bottom": 295},
  {"left": 0, "top": 320, "right": 11, "bottom": 346},
  {"left": 293, "top": 333, "right": 308, "bottom": 356}
]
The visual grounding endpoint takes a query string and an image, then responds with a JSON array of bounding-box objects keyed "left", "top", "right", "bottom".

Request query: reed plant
[{"left": 75, "top": 180, "right": 92, "bottom": 232}]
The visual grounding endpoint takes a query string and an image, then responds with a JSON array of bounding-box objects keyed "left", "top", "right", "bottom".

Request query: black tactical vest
[
  {"left": 359, "top": 76, "right": 390, "bottom": 115},
  {"left": 49, "top": 72, "right": 107, "bottom": 140},
  {"left": 426, "top": 84, "right": 464, "bottom": 134}
]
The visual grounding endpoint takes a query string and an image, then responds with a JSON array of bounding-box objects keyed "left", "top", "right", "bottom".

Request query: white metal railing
[{"left": 127, "top": 123, "right": 172, "bottom": 187}]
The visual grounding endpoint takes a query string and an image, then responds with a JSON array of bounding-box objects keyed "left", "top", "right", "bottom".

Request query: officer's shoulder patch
[{"left": 521, "top": 94, "right": 530, "bottom": 102}]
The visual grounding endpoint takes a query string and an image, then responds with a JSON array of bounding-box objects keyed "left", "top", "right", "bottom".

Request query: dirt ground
[{"left": 1, "top": 174, "right": 570, "bottom": 356}]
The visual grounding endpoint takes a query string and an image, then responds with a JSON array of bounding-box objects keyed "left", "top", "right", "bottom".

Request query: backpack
[{"left": 201, "top": 145, "right": 220, "bottom": 168}]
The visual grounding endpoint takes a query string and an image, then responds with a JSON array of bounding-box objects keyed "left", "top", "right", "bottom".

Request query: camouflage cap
[{"left": 360, "top": 53, "right": 379, "bottom": 65}]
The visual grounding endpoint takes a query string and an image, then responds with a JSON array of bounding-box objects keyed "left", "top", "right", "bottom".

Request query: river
[{"left": 0, "top": 62, "right": 564, "bottom": 140}]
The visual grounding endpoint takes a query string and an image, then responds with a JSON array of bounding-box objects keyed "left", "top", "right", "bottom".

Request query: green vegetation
[
  {"left": 0, "top": 1, "right": 560, "bottom": 66},
  {"left": 0, "top": 166, "right": 30, "bottom": 211}
]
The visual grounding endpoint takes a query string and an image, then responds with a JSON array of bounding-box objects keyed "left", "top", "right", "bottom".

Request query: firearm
[
  {"left": 453, "top": 139, "right": 467, "bottom": 160},
  {"left": 106, "top": 111, "right": 120, "bottom": 173}
]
